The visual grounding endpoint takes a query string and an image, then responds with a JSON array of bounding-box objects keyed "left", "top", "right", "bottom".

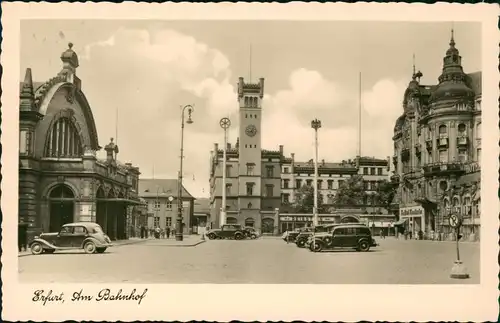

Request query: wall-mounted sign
[{"left": 400, "top": 206, "right": 424, "bottom": 217}]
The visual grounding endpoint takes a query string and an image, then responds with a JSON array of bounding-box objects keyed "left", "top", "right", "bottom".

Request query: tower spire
[{"left": 450, "top": 26, "right": 455, "bottom": 48}]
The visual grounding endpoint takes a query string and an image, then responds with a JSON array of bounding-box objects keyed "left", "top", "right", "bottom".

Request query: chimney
[
  {"left": 279, "top": 145, "right": 284, "bottom": 155},
  {"left": 227, "top": 143, "right": 231, "bottom": 150},
  {"left": 322, "top": 159, "right": 325, "bottom": 166}
]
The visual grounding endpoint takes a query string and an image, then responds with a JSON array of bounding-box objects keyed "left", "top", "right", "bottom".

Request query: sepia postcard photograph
[{"left": 1, "top": 2, "right": 499, "bottom": 322}]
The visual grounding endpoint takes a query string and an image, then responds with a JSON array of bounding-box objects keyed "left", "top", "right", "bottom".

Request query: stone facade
[
  {"left": 19, "top": 43, "right": 143, "bottom": 242},
  {"left": 391, "top": 31, "right": 481, "bottom": 241}
]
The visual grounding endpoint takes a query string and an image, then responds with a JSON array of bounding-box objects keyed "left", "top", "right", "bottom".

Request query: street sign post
[{"left": 449, "top": 213, "right": 469, "bottom": 279}]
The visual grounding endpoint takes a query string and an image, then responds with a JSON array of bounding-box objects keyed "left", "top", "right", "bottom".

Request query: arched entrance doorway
[
  {"left": 49, "top": 184, "right": 75, "bottom": 232},
  {"left": 226, "top": 217, "right": 237, "bottom": 224},
  {"left": 340, "top": 215, "right": 360, "bottom": 224},
  {"left": 244, "top": 218, "right": 255, "bottom": 228},
  {"left": 261, "top": 218, "right": 275, "bottom": 234}
]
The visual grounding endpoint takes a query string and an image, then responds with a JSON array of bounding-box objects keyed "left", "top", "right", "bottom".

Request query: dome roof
[
  {"left": 429, "top": 79, "right": 475, "bottom": 103},
  {"left": 60, "top": 42, "right": 79, "bottom": 68}
]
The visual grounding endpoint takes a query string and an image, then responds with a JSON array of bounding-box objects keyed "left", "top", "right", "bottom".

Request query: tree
[
  {"left": 332, "top": 174, "right": 366, "bottom": 206},
  {"left": 292, "top": 184, "right": 326, "bottom": 213},
  {"left": 373, "top": 179, "right": 397, "bottom": 211}
]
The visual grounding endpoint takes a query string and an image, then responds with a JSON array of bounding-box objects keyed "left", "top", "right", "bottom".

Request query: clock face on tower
[{"left": 245, "top": 125, "right": 257, "bottom": 137}]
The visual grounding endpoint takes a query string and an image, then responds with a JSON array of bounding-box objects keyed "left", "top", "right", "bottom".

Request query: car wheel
[
  {"left": 43, "top": 249, "right": 55, "bottom": 254},
  {"left": 207, "top": 233, "right": 216, "bottom": 240},
  {"left": 30, "top": 242, "right": 44, "bottom": 255},
  {"left": 296, "top": 239, "right": 306, "bottom": 248},
  {"left": 310, "top": 241, "right": 323, "bottom": 252},
  {"left": 358, "top": 240, "right": 370, "bottom": 252},
  {"left": 84, "top": 241, "right": 97, "bottom": 254},
  {"left": 96, "top": 247, "right": 107, "bottom": 253},
  {"left": 251, "top": 234, "right": 257, "bottom": 239},
  {"left": 234, "top": 232, "right": 244, "bottom": 240}
]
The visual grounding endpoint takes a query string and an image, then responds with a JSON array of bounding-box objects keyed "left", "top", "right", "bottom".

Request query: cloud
[{"left": 76, "top": 28, "right": 401, "bottom": 198}]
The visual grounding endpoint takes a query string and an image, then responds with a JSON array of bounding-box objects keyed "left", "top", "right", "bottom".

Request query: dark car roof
[{"left": 62, "top": 222, "right": 102, "bottom": 228}]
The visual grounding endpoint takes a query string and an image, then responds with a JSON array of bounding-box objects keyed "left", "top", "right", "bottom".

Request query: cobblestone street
[{"left": 18, "top": 237, "right": 479, "bottom": 284}]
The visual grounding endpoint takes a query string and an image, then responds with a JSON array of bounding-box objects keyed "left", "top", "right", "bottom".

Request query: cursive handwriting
[
  {"left": 71, "top": 289, "right": 94, "bottom": 302},
  {"left": 96, "top": 288, "right": 148, "bottom": 305},
  {"left": 32, "top": 290, "right": 65, "bottom": 305}
]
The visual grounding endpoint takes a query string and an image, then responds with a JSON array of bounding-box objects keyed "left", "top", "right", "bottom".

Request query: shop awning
[{"left": 393, "top": 219, "right": 408, "bottom": 226}]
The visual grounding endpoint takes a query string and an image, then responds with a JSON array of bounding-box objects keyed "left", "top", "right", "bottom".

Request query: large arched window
[
  {"left": 438, "top": 124, "right": 447, "bottom": 134},
  {"left": 45, "top": 117, "right": 83, "bottom": 158},
  {"left": 452, "top": 197, "right": 460, "bottom": 214},
  {"left": 463, "top": 196, "right": 471, "bottom": 217}
]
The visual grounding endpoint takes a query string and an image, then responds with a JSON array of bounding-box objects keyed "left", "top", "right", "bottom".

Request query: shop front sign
[{"left": 400, "top": 206, "right": 424, "bottom": 218}]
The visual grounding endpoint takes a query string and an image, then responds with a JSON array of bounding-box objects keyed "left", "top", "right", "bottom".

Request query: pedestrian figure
[{"left": 166, "top": 226, "right": 171, "bottom": 239}]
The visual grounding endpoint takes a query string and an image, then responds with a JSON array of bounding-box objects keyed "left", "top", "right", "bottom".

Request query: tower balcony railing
[{"left": 423, "top": 161, "right": 465, "bottom": 177}]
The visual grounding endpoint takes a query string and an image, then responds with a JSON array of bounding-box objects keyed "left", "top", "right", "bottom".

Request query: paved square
[{"left": 18, "top": 237, "right": 479, "bottom": 284}]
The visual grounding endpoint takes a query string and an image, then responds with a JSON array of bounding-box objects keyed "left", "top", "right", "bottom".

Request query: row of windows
[
  {"left": 224, "top": 165, "right": 276, "bottom": 177},
  {"left": 153, "top": 216, "right": 173, "bottom": 228},
  {"left": 245, "top": 114, "right": 258, "bottom": 119},
  {"left": 290, "top": 179, "right": 346, "bottom": 190},
  {"left": 362, "top": 167, "right": 384, "bottom": 176},
  {"left": 244, "top": 144, "right": 258, "bottom": 148},
  {"left": 225, "top": 183, "right": 275, "bottom": 197},
  {"left": 400, "top": 148, "right": 481, "bottom": 169},
  {"left": 244, "top": 96, "right": 259, "bottom": 108}
]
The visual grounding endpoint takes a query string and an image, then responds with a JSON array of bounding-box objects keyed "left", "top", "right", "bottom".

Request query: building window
[
  {"left": 246, "top": 164, "right": 255, "bottom": 176},
  {"left": 265, "top": 185, "right": 274, "bottom": 197},
  {"left": 463, "top": 196, "right": 471, "bottom": 216},
  {"left": 154, "top": 216, "right": 160, "bottom": 228},
  {"left": 327, "top": 180, "right": 333, "bottom": 189},
  {"left": 363, "top": 167, "right": 368, "bottom": 175},
  {"left": 283, "top": 179, "right": 290, "bottom": 189},
  {"left": 154, "top": 201, "right": 161, "bottom": 209},
  {"left": 283, "top": 193, "right": 290, "bottom": 204},
  {"left": 338, "top": 180, "right": 345, "bottom": 188},
  {"left": 165, "top": 217, "right": 172, "bottom": 227},
  {"left": 19, "top": 130, "right": 27, "bottom": 154},
  {"left": 295, "top": 179, "right": 301, "bottom": 188},
  {"left": 246, "top": 182, "right": 255, "bottom": 196},
  {"left": 457, "top": 123, "right": 467, "bottom": 134},
  {"left": 283, "top": 167, "right": 289, "bottom": 174},
  {"left": 226, "top": 165, "right": 232, "bottom": 177},
  {"left": 225, "top": 183, "right": 232, "bottom": 196},
  {"left": 438, "top": 150, "right": 448, "bottom": 163},
  {"left": 458, "top": 149, "right": 468, "bottom": 162},
  {"left": 439, "top": 124, "right": 448, "bottom": 135},
  {"left": 306, "top": 179, "right": 312, "bottom": 186},
  {"left": 428, "top": 151, "right": 433, "bottom": 164},
  {"left": 370, "top": 167, "right": 376, "bottom": 175},
  {"left": 476, "top": 122, "right": 481, "bottom": 139},
  {"left": 266, "top": 166, "right": 274, "bottom": 177},
  {"left": 45, "top": 117, "right": 83, "bottom": 158},
  {"left": 166, "top": 201, "right": 172, "bottom": 210},
  {"left": 377, "top": 168, "right": 383, "bottom": 175}
]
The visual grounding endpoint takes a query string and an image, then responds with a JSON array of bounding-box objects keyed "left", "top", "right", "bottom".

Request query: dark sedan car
[
  {"left": 295, "top": 224, "right": 339, "bottom": 248},
  {"left": 307, "top": 224, "right": 378, "bottom": 252},
  {"left": 29, "top": 222, "right": 112, "bottom": 255}
]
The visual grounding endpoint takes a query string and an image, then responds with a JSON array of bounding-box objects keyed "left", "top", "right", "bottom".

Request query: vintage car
[
  {"left": 306, "top": 223, "right": 378, "bottom": 252},
  {"left": 295, "top": 224, "right": 339, "bottom": 248},
  {"left": 206, "top": 224, "right": 250, "bottom": 240},
  {"left": 282, "top": 227, "right": 312, "bottom": 243},
  {"left": 243, "top": 226, "right": 259, "bottom": 239},
  {"left": 29, "top": 222, "right": 113, "bottom": 255}
]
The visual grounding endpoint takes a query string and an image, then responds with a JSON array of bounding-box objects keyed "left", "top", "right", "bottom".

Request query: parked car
[
  {"left": 306, "top": 223, "right": 378, "bottom": 252},
  {"left": 206, "top": 224, "right": 249, "bottom": 240},
  {"left": 243, "top": 227, "right": 259, "bottom": 239},
  {"left": 282, "top": 227, "right": 312, "bottom": 243},
  {"left": 295, "top": 224, "right": 339, "bottom": 248},
  {"left": 29, "top": 222, "right": 113, "bottom": 255}
]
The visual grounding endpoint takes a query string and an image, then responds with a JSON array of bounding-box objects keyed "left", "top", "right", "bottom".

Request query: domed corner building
[
  {"left": 18, "top": 43, "right": 146, "bottom": 243},
  {"left": 391, "top": 30, "right": 481, "bottom": 242}
]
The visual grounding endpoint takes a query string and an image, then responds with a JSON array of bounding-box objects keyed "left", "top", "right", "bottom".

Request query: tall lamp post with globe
[
  {"left": 176, "top": 105, "right": 194, "bottom": 241},
  {"left": 310, "top": 118, "right": 321, "bottom": 251}
]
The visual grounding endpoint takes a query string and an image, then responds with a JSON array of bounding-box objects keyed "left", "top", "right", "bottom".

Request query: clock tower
[{"left": 237, "top": 77, "right": 265, "bottom": 223}]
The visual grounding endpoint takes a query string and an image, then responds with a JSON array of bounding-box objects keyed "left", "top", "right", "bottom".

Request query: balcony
[
  {"left": 425, "top": 138, "right": 433, "bottom": 151},
  {"left": 457, "top": 135, "right": 469, "bottom": 147},
  {"left": 414, "top": 187, "right": 438, "bottom": 205},
  {"left": 402, "top": 167, "right": 422, "bottom": 181},
  {"left": 437, "top": 136, "right": 449, "bottom": 148},
  {"left": 423, "top": 162, "right": 465, "bottom": 177}
]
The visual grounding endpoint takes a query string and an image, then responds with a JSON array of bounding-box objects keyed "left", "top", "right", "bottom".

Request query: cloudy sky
[{"left": 20, "top": 20, "right": 481, "bottom": 197}]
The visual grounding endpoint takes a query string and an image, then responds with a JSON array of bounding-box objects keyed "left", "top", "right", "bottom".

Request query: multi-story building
[
  {"left": 138, "top": 179, "right": 195, "bottom": 234},
  {"left": 18, "top": 43, "right": 143, "bottom": 243},
  {"left": 209, "top": 77, "right": 282, "bottom": 234},
  {"left": 392, "top": 31, "right": 481, "bottom": 241}
]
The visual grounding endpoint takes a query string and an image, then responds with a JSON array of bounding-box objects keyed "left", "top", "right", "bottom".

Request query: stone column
[{"left": 19, "top": 171, "right": 41, "bottom": 242}]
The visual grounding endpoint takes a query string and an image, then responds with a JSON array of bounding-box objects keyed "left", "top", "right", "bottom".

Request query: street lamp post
[
  {"left": 311, "top": 119, "right": 321, "bottom": 250},
  {"left": 219, "top": 118, "right": 231, "bottom": 228},
  {"left": 176, "top": 104, "right": 194, "bottom": 241}
]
